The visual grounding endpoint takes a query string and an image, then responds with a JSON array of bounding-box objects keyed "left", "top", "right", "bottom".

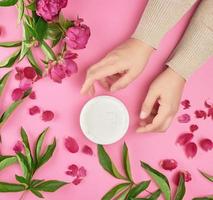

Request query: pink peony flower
[
  {"left": 65, "top": 21, "right": 90, "bottom": 49},
  {"left": 36, "top": 0, "right": 68, "bottom": 21},
  {"left": 48, "top": 51, "right": 78, "bottom": 83}
]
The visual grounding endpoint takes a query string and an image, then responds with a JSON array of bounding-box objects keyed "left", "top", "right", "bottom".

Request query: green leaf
[
  {"left": 35, "top": 17, "right": 48, "bottom": 41},
  {"left": 17, "top": 0, "right": 24, "bottom": 22},
  {"left": 199, "top": 170, "right": 213, "bottom": 182},
  {"left": 0, "top": 156, "right": 17, "bottom": 170},
  {"left": 0, "top": 0, "right": 18, "bottom": 6},
  {"left": 98, "top": 145, "right": 126, "bottom": 180},
  {"left": 102, "top": 183, "right": 130, "bottom": 200},
  {"left": 0, "top": 71, "right": 11, "bottom": 96},
  {"left": 193, "top": 197, "right": 213, "bottom": 200},
  {"left": 26, "top": 1, "right": 35, "bottom": 11},
  {"left": 27, "top": 50, "right": 43, "bottom": 76},
  {"left": 0, "top": 49, "right": 20, "bottom": 68},
  {"left": 147, "top": 189, "right": 161, "bottom": 200},
  {"left": 0, "top": 41, "right": 22, "bottom": 47},
  {"left": 20, "top": 127, "right": 34, "bottom": 170},
  {"left": 30, "top": 189, "right": 44, "bottom": 198},
  {"left": 35, "top": 128, "right": 49, "bottom": 163},
  {"left": 116, "top": 187, "right": 131, "bottom": 200},
  {"left": 122, "top": 143, "right": 133, "bottom": 181},
  {"left": 15, "top": 175, "right": 28, "bottom": 185},
  {"left": 16, "top": 152, "right": 30, "bottom": 178},
  {"left": 174, "top": 174, "right": 185, "bottom": 200},
  {"left": 34, "top": 180, "right": 68, "bottom": 192},
  {"left": 40, "top": 41, "right": 57, "bottom": 61},
  {"left": 0, "top": 182, "right": 25, "bottom": 192},
  {"left": 141, "top": 161, "right": 171, "bottom": 200},
  {"left": 37, "top": 138, "right": 56, "bottom": 168},
  {"left": 19, "top": 41, "right": 31, "bottom": 61},
  {"left": 126, "top": 181, "right": 151, "bottom": 199},
  {"left": 30, "top": 179, "right": 45, "bottom": 187}
]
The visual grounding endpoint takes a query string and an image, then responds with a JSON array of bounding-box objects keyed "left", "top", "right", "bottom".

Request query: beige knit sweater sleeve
[{"left": 133, "top": 0, "right": 213, "bottom": 79}]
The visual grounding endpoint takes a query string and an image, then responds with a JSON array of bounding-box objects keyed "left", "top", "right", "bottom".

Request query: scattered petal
[
  {"left": 190, "top": 124, "right": 199, "bottom": 132},
  {"left": 176, "top": 133, "right": 194, "bottom": 145},
  {"left": 78, "top": 167, "right": 87, "bottom": 177},
  {"left": 204, "top": 100, "right": 213, "bottom": 108},
  {"left": 23, "top": 67, "right": 37, "bottom": 80},
  {"left": 185, "top": 142, "right": 197, "bottom": 158},
  {"left": 15, "top": 67, "right": 24, "bottom": 81},
  {"left": 13, "top": 141, "right": 24, "bottom": 153},
  {"left": 42, "top": 110, "right": 54, "bottom": 121},
  {"left": 66, "top": 164, "right": 79, "bottom": 176},
  {"left": 64, "top": 137, "right": 79, "bottom": 153},
  {"left": 19, "top": 78, "right": 33, "bottom": 90},
  {"left": 160, "top": 159, "right": 178, "bottom": 171},
  {"left": 199, "top": 138, "right": 213, "bottom": 152},
  {"left": 181, "top": 99, "right": 191, "bottom": 110},
  {"left": 177, "top": 114, "right": 191, "bottom": 123},
  {"left": 195, "top": 110, "right": 207, "bottom": 119},
  {"left": 173, "top": 170, "right": 192, "bottom": 185},
  {"left": 82, "top": 145, "right": 93, "bottom": 156},
  {"left": 72, "top": 177, "right": 82, "bottom": 185},
  {"left": 207, "top": 108, "right": 213, "bottom": 119},
  {"left": 29, "top": 91, "right": 36, "bottom": 99},
  {"left": 29, "top": 106, "right": 41, "bottom": 115},
  {"left": 11, "top": 88, "right": 24, "bottom": 101}
]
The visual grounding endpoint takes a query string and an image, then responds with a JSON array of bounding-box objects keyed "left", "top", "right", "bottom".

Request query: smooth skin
[{"left": 81, "top": 38, "right": 186, "bottom": 133}]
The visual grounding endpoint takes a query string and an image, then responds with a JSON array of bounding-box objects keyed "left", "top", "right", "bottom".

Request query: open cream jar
[{"left": 80, "top": 96, "right": 129, "bottom": 145}]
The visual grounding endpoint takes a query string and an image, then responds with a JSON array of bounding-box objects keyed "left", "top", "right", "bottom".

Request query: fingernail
[{"left": 140, "top": 111, "right": 147, "bottom": 119}]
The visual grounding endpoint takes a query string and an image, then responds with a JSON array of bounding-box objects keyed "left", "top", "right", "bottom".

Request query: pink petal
[
  {"left": 64, "top": 137, "right": 79, "bottom": 153},
  {"left": 11, "top": 88, "right": 24, "bottom": 101},
  {"left": 78, "top": 166, "right": 87, "bottom": 177},
  {"left": 181, "top": 99, "right": 191, "bottom": 110},
  {"left": 15, "top": 67, "right": 24, "bottom": 81},
  {"left": 42, "top": 110, "right": 54, "bottom": 122},
  {"left": 29, "top": 106, "right": 41, "bottom": 115},
  {"left": 29, "top": 91, "right": 36, "bottom": 99},
  {"left": 13, "top": 141, "right": 24, "bottom": 153},
  {"left": 195, "top": 110, "right": 207, "bottom": 119},
  {"left": 176, "top": 133, "right": 194, "bottom": 145},
  {"left": 173, "top": 170, "right": 192, "bottom": 185},
  {"left": 185, "top": 142, "right": 197, "bottom": 158},
  {"left": 19, "top": 78, "right": 33, "bottom": 90},
  {"left": 23, "top": 67, "right": 37, "bottom": 80},
  {"left": 160, "top": 159, "right": 178, "bottom": 171},
  {"left": 207, "top": 108, "right": 213, "bottom": 119},
  {"left": 177, "top": 114, "right": 191, "bottom": 123},
  {"left": 189, "top": 124, "right": 199, "bottom": 132},
  {"left": 72, "top": 177, "right": 82, "bottom": 185},
  {"left": 199, "top": 138, "right": 213, "bottom": 152},
  {"left": 67, "top": 164, "right": 79, "bottom": 177},
  {"left": 204, "top": 100, "right": 213, "bottom": 108},
  {"left": 82, "top": 145, "right": 93, "bottom": 156}
]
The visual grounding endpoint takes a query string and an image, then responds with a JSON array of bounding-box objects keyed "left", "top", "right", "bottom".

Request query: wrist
[{"left": 166, "top": 67, "right": 186, "bottom": 85}]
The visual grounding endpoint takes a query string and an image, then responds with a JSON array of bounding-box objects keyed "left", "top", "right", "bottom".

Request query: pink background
[{"left": 0, "top": 0, "right": 213, "bottom": 199}]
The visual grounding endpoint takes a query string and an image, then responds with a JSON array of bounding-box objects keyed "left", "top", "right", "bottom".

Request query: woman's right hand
[{"left": 80, "top": 38, "right": 154, "bottom": 95}]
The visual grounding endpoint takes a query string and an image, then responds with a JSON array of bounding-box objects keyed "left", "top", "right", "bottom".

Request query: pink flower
[
  {"left": 42, "top": 110, "right": 54, "bottom": 121},
  {"left": 29, "top": 106, "right": 41, "bottom": 115},
  {"left": 23, "top": 67, "right": 37, "bottom": 80},
  {"left": 65, "top": 22, "right": 90, "bottom": 49},
  {"left": 177, "top": 114, "right": 191, "bottom": 123},
  {"left": 11, "top": 88, "right": 24, "bottom": 101},
  {"left": 48, "top": 51, "right": 78, "bottom": 83},
  {"left": 176, "top": 133, "right": 194, "bottom": 146},
  {"left": 13, "top": 141, "right": 24, "bottom": 153},
  {"left": 64, "top": 137, "right": 79, "bottom": 153},
  {"left": 160, "top": 159, "right": 178, "bottom": 171},
  {"left": 185, "top": 142, "right": 197, "bottom": 158},
  {"left": 199, "top": 138, "right": 213, "bottom": 152},
  {"left": 82, "top": 145, "right": 93, "bottom": 156},
  {"left": 36, "top": 0, "right": 68, "bottom": 21}
]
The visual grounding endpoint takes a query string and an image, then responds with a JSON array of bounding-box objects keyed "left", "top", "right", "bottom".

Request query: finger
[
  {"left": 81, "top": 63, "right": 124, "bottom": 95},
  {"left": 140, "top": 88, "right": 159, "bottom": 119},
  {"left": 110, "top": 71, "right": 136, "bottom": 92},
  {"left": 136, "top": 105, "right": 171, "bottom": 133}
]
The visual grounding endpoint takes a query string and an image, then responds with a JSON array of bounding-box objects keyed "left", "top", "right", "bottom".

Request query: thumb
[{"left": 140, "top": 88, "right": 159, "bottom": 119}]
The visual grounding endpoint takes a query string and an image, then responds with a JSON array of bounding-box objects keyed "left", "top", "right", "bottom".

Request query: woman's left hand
[{"left": 137, "top": 67, "right": 186, "bottom": 133}]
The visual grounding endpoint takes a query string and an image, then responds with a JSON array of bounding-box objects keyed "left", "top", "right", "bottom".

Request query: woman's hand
[
  {"left": 137, "top": 67, "right": 186, "bottom": 133},
  {"left": 81, "top": 38, "right": 154, "bottom": 95}
]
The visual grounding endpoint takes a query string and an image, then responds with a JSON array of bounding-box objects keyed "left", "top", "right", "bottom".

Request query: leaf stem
[{"left": 19, "top": 190, "right": 27, "bottom": 200}]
